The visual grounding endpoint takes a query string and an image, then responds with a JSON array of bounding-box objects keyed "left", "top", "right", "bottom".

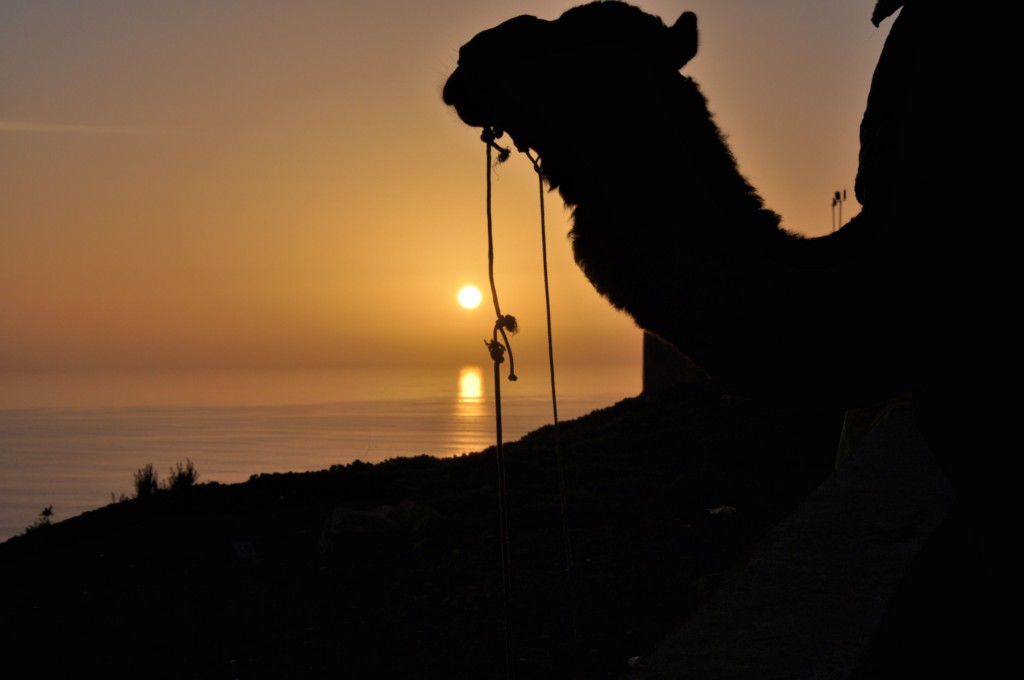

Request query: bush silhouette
[
  {"left": 22, "top": 506, "right": 54, "bottom": 535},
  {"left": 167, "top": 458, "right": 199, "bottom": 491},
  {"left": 133, "top": 464, "right": 158, "bottom": 499}
]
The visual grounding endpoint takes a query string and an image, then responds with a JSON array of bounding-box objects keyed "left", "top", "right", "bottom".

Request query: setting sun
[{"left": 457, "top": 285, "right": 483, "bottom": 309}]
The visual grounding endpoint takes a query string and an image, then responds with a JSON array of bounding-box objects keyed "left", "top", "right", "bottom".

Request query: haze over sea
[{"left": 0, "top": 363, "right": 640, "bottom": 542}]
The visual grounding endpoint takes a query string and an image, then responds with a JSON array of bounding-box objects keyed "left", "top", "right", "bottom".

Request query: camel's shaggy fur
[{"left": 444, "top": 2, "right": 966, "bottom": 412}]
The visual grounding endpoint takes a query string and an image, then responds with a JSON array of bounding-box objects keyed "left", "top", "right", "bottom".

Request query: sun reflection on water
[{"left": 457, "top": 366, "right": 484, "bottom": 419}]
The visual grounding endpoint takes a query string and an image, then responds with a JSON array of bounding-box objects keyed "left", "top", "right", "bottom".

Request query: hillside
[{"left": 0, "top": 382, "right": 840, "bottom": 679}]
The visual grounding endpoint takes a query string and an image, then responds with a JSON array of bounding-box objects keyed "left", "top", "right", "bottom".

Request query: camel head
[{"left": 444, "top": 2, "right": 698, "bottom": 190}]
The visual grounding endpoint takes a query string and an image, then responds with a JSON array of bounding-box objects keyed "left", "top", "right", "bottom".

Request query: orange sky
[{"left": 0, "top": 1, "right": 891, "bottom": 373}]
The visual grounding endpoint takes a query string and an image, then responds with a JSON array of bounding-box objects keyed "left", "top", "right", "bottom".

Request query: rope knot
[
  {"left": 485, "top": 339, "right": 506, "bottom": 364},
  {"left": 481, "top": 127, "right": 511, "bottom": 163},
  {"left": 492, "top": 315, "right": 518, "bottom": 381},
  {"left": 496, "top": 314, "right": 518, "bottom": 335}
]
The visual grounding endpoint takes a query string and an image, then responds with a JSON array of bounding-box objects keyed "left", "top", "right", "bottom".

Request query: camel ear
[{"left": 670, "top": 11, "right": 698, "bottom": 68}]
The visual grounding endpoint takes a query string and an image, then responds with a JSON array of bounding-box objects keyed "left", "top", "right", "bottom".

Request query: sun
[{"left": 457, "top": 285, "right": 483, "bottom": 309}]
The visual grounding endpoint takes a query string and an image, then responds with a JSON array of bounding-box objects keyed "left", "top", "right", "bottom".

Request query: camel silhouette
[
  {"left": 444, "top": 1, "right": 968, "bottom": 417},
  {"left": 442, "top": 0, "right": 1003, "bottom": 500},
  {"left": 444, "top": 6, "right": 999, "bottom": 668}
]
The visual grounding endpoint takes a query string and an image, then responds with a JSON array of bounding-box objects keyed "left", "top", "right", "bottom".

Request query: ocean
[{"left": 0, "top": 364, "right": 640, "bottom": 542}]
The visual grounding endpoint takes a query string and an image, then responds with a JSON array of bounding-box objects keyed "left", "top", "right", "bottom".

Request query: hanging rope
[
  {"left": 482, "top": 127, "right": 516, "bottom": 680},
  {"left": 526, "top": 150, "right": 583, "bottom": 664},
  {"left": 479, "top": 130, "right": 582, "bottom": 678}
]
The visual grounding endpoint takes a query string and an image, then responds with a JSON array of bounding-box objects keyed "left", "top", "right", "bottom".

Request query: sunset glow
[
  {"left": 0, "top": 0, "right": 894, "bottom": 549},
  {"left": 0, "top": 1, "right": 889, "bottom": 378}
]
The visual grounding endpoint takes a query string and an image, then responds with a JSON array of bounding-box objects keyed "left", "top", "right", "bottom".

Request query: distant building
[{"left": 642, "top": 332, "right": 707, "bottom": 393}]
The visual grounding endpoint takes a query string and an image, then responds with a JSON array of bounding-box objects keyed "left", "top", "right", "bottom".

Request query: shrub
[
  {"left": 23, "top": 506, "right": 54, "bottom": 535},
  {"left": 167, "top": 458, "right": 199, "bottom": 491},
  {"left": 134, "top": 464, "right": 159, "bottom": 499}
]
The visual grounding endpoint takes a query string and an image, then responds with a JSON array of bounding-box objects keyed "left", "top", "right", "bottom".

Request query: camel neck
[{"left": 533, "top": 72, "right": 902, "bottom": 405}]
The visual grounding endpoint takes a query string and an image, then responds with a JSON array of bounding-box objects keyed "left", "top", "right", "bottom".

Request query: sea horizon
[{"left": 0, "top": 363, "right": 641, "bottom": 541}]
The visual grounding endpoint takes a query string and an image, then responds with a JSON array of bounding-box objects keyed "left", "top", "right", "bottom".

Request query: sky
[{"left": 1, "top": 1, "right": 892, "bottom": 376}]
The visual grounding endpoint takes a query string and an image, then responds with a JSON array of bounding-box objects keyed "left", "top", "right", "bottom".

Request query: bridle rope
[
  {"left": 525, "top": 147, "right": 582, "bottom": 654},
  {"left": 482, "top": 127, "right": 516, "bottom": 680},
  {"left": 481, "top": 128, "right": 581, "bottom": 678}
]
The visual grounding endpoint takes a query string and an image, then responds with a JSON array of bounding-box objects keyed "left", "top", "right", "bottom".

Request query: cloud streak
[{"left": 0, "top": 120, "right": 172, "bottom": 135}]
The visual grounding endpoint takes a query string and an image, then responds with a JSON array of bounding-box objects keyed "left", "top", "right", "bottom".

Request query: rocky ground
[{"left": 0, "top": 382, "right": 842, "bottom": 679}]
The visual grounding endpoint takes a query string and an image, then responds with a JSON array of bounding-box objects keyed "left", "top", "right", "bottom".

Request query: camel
[
  {"left": 443, "top": 7, "right": 998, "bottom": 668},
  {"left": 444, "top": 1, "right": 971, "bottom": 418},
  {"left": 442, "top": 0, "right": 996, "bottom": 496}
]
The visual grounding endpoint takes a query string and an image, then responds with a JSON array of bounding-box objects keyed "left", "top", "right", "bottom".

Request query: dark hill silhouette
[{"left": 0, "top": 385, "right": 838, "bottom": 678}]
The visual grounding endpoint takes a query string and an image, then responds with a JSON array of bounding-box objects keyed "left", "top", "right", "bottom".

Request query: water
[{"left": 0, "top": 364, "right": 640, "bottom": 541}]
